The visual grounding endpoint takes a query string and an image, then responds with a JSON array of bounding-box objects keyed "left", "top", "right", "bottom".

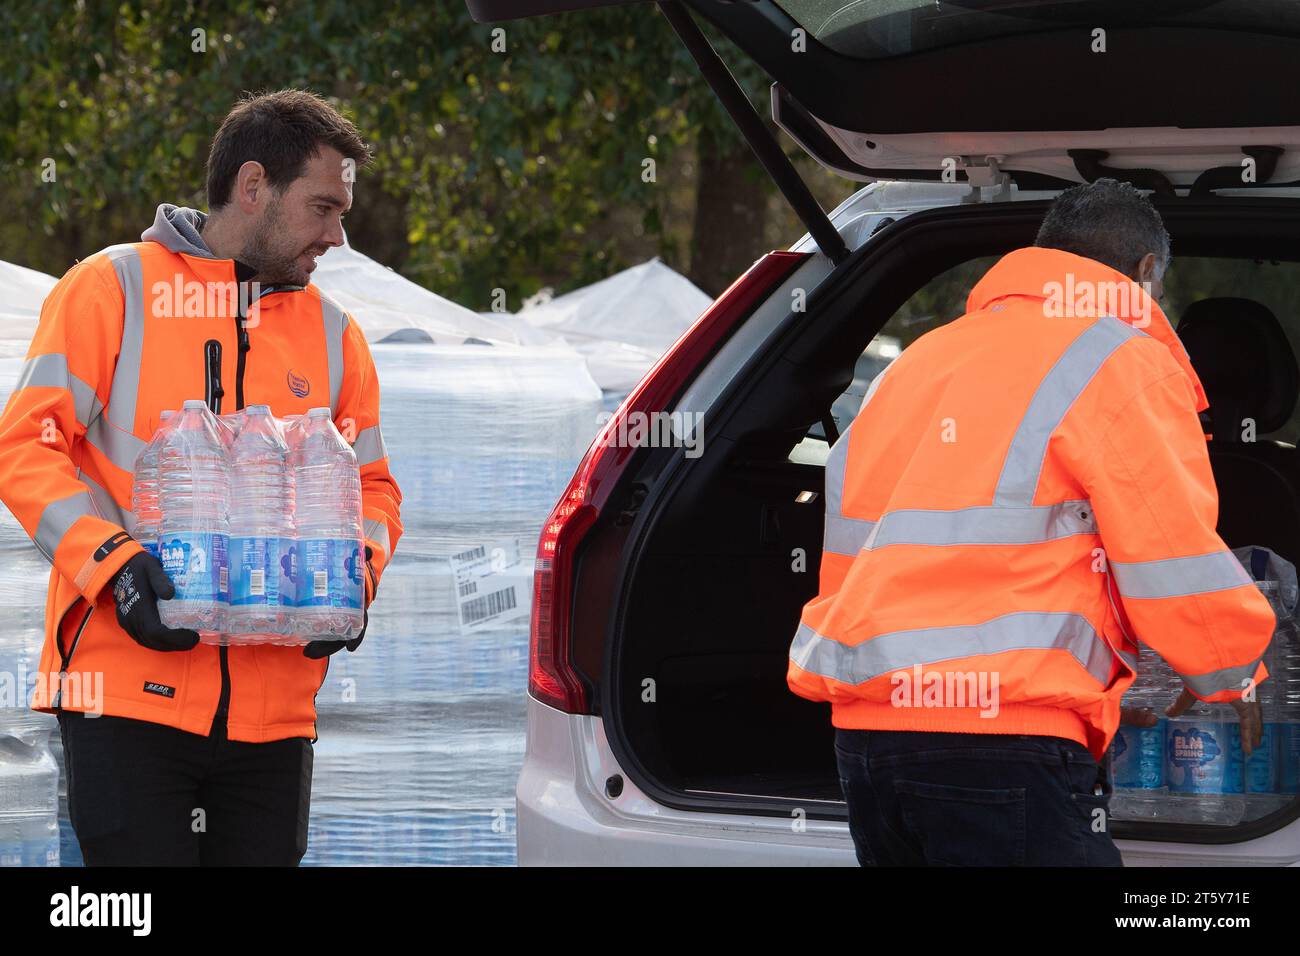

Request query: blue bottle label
[
  {"left": 142, "top": 540, "right": 159, "bottom": 560},
  {"left": 158, "top": 531, "right": 229, "bottom": 603},
  {"left": 1166, "top": 722, "right": 1232, "bottom": 794},
  {"left": 1112, "top": 721, "right": 1165, "bottom": 789},
  {"left": 1225, "top": 723, "right": 1279, "bottom": 794},
  {"left": 297, "top": 538, "right": 363, "bottom": 610},
  {"left": 24, "top": 836, "right": 59, "bottom": 867},
  {"left": 230, "top": 535, "right": 288, "bottom": 607},
  {"left": 276, "top": 538, "right": 298, "bottom": 609},
  {"left": 1279, "top": 723, "right": 1300, "bottom": 794}
]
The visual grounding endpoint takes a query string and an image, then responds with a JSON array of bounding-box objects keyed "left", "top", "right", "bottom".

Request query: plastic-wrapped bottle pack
[
  {"left": 1110, "top": 551, "right": 1300, "bottom": 826},
  {"left": 145, "top": 401, "right": 364, "bottom": 645}
]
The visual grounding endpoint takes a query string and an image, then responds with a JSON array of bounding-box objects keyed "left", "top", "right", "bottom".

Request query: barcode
[
  {"left": 458, "top": 580, "right": 477, "bottom": 598},
  {"left": 314, "top": 570, "right": 328, "bottom": 597},
  {"left": 462, "top": 587, "right": 516, "bottom": 625},
  {"left": 219, "top": 567, "right": 229, "bottom": 591},
  {"left": 452, "top": 545, "right": 487, "bottom": 564},
  {"left": 250, "top": 569, "right": 265, "bottom": 596}
]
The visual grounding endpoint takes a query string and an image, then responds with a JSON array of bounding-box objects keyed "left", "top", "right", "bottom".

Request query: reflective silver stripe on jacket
[
  {"left": 789, "top": 611, "right": 1114, "bottom": 688},
  {"left": 82, "top": 245, "right": 148, "bottom": 473},
  {"left": 80, "top": 470, "right": 129, "bottom": 530},
  {"left": 33, "top": 491, "right": 98, "bottom": 564},
  {"left": 994, "top": 316, "right": 1139, "bottom": 507},
  {"left": 1109, "top": 551, "right": 1253, "bottom": 600},
  {"left": 824, "top": 421, "right": 878, "bottom": 555},
  {"left": 821, "top": 363, "right": 892, "bottom": 556},
  {"left": 863, "top": 499, "right": 1097, "bottom": 550},
  {"left": 12, "top": 353, "right": 103, "bottom": 428},
  {"left": 1180, "top": 658, "right": 1267, "bottom": 698},
  {"left": 353, "top": 425, "right": 388, "bottom": 467},
  {"left": 364, "top": 517, "right": 390, "bottom": 557},
  {"left": 321, "top": 296, "right": 347, "bottom": 415}
]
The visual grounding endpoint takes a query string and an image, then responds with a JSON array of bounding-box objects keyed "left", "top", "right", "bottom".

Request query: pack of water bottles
[
  {"left": 1111, "top": 552, "right": 1300, "bottom": 825},
  {"left": 131, "top": 400, "right": 365, "bottom": 646}
]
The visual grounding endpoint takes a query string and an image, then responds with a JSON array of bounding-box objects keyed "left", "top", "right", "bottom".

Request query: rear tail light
[{"left": 529, "top": 251, "right": 809, "bottom": 713}]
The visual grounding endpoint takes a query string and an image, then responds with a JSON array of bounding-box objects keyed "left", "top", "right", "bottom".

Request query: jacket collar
[
  {"left": 141, "top": 203, "right": 300, "bottom": 299},
  {"left": 967, "top": 247, "right": 1208, "bottom": 412}
]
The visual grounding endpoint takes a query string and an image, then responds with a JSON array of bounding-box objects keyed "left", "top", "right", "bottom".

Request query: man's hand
[
  {"left": 1166, "top": 685, "right": 1264, "bottom": 756},
  {"left": 303, "top": 547, "right": 373, "bottom": 659},
  {"left": 111, "top": 552, "right": 201, "bottom": 652},
  {"left": 302, "top": 609, "right": 366, "bottom": 659},
  {"left": 1120, "top": 706, "right": 1159, "bottom": 728}
]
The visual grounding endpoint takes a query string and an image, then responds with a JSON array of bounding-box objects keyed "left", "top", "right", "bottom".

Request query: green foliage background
[{"left": 0, "top": 0, "right": 851, "bottom": 307}]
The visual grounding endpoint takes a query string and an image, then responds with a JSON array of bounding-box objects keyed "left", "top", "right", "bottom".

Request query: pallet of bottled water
[
  {"left": 1111, "top": 571, "right": 1300, "bottom": 825},
  {"left": 132, "top": 400, "right": 365, "bottom": 646}
]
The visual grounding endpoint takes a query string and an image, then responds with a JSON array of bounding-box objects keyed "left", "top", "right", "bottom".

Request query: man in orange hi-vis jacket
[
  {"left": 789, "top": 179, "right": 1272, "bottom": 866},
  {"left": 0, "top": 90, "right": 402, "bottom": 866}
]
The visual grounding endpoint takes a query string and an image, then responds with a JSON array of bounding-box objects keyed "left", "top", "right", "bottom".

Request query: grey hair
[{"left": 1034, "top": 178, "right": 1170, "bottom": 279}]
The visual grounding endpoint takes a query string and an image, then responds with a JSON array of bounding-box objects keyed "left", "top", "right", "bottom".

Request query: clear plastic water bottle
[
  {"left": 1111, "top": 650, "right": 1176, "bottom": 820},
  {"left": 0, "top": 723, "right": 60, "bottom": 867},
  {"left": 218, "top": 411, "right": 242, "bottom": 449},
  {"left": 227, "top": 406, "right": 295, "bottom": 641},
  {"left": 1229, "top": 581, "right": 1287, "bottom": 818},
  {"left": 291, "top": 408, "right": 364, "bottom": 640},
  {"left": 129, "top": 410, "right": 176, "bottom": 560},
  {"left": 158, "top": 400, "right": 231, "bottom": 637},
  {"left": 1165, "top": 699, "right": 1244, "bottom": 825},
  {"left": 1274, "top": 586, "right": 1300, "bottom": 804}
]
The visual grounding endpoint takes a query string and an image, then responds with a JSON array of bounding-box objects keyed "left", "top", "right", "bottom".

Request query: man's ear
[{"left": 1134, "top": 252, "right": 1160, "bottom": 284}]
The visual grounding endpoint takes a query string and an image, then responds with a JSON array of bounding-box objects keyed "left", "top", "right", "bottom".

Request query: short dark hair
[
  {"left": 1034, "top": 178, "right": 1170, "bottom": 278},
  {"left": 206, "top": 89, "right": 372, "bottom": 210}
]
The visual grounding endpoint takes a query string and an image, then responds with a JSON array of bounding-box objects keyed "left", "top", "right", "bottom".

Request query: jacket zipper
[
  {"left": 205, "top": 340, "right": 224, "bottom": 413},
  {"left": 52, "top": 604, "right": 95, "bottom": 710},
  {"left": 208, "top": 285, "right": 272, "bottom": 739}
]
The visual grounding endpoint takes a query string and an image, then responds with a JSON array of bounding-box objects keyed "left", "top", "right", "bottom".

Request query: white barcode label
[
  {"left": 314, "top": 570, "right": 328, "bottom": 597},
  {"left": 219, "top": 566, "right": 229, "bottom": 591},
  {"left": 451, "top": 545, "right": 487, "bottom": 564},
  {"left": 250, "top": 569, "right": 265, "bottom": 596},
  {"left": 461, "top": 587, "right": 517, "bottom": 625},
  {"left": 448, "top": 537, "right": 530, "bottom": 633}
]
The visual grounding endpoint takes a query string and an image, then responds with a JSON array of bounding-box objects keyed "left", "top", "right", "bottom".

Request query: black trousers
[
  {"left": 835, "top": 728, "right": 1123, "bottom": 867},
  {"left": 58, "top": 711, "right": 313, "bottom": 866}
]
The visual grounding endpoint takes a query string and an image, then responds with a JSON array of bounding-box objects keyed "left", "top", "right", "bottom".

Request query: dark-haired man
[
  {"left": 0, "top": 89, "right": 403, "bottom": 865},
  {"left": 789, "top": 178, "right": 1271, "bottom": 866}
]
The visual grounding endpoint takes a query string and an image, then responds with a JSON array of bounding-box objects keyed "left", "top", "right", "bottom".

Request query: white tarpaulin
[
  {"left": 311, "top": 241, "right": 548, "bottom": 346},
  {"left": 515, "top": 259, "right": 712, "bottom": 394},
  {"left": 0, "top": 260, "right": 57, "bottom": 358}
]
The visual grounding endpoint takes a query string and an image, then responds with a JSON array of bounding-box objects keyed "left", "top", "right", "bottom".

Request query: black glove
[
  {"left": 111, "top": 552, "right": 201, "bottom": 652},
  {"left": 303, "top": 546, "right": 373, "bottom": 659},
  {"left": 303, "top": 608, "right": 367, "bottom": 659}
]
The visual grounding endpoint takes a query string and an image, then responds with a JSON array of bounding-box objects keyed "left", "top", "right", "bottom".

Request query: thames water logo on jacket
[{"left": 287, "top": 369, "right": 311, "bottom": 397}]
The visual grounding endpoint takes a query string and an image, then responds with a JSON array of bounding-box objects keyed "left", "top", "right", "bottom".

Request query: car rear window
[{"left": 776, "top": 0, "right": 1300, "bottom": 60}]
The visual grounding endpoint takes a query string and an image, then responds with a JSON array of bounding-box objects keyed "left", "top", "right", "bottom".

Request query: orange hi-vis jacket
[
  {"left": 788, "top": 246, "right": 1274, "bottom": 760},
  {"left": 0, "top": 204, "right": 403, "bottom": 742}
]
